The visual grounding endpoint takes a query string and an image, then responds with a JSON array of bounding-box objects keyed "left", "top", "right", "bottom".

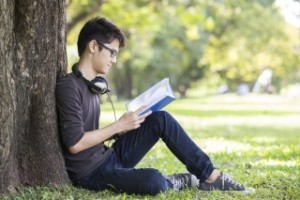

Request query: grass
[{"left": 2, "top": 94, "right": 300, "bottom": 200}]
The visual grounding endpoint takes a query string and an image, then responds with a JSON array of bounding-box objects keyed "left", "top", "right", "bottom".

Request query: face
[{"left": 90, "top": 39, "right": 120, "bottom": 75}]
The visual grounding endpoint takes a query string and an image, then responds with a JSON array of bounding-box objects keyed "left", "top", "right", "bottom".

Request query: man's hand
[{"left": 116, "top": 106, "right": 152, "bottom": 135}]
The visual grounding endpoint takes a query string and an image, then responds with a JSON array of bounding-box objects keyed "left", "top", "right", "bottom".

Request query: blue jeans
[{"left": 77, "top": 111, "right": 215, "bottom": 195}]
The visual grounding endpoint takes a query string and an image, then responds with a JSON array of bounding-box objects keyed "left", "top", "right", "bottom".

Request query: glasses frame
[{"left": 97, "top": 41, "right": 118, "bottom": 58}]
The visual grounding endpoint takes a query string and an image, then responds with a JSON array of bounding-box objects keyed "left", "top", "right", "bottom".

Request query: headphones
[
  {"left": 72, "top": 63, "right": 118, "bottom": 140},
  {"left": 72, "top": 63, "right": 110, "bottom": 94}
]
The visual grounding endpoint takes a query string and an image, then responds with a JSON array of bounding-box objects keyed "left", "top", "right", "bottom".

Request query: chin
[
  {"left": 97, "top": 69, "right": 108, "bottom": 75},
  {"left": 103, "top": 69, "right": 110, "bottom": 74}
]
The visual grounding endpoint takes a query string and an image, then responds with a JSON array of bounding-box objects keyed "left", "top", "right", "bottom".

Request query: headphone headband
[{"left": 72, "top": 63, "right": 110, "bottom": 94}]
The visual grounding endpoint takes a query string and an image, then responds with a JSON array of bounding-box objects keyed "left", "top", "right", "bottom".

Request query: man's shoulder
[
  {"left": 57, "top": 73, "right": 75, "bottom": 84},
  {"left": 56, "top": 73, "right": 80, "bottom": 94},
  {"left": 57, "top": 73, "right": 80, "bottom": 89}
]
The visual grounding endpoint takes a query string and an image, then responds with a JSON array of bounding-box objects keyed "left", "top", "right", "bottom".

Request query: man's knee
[
  {"left": 147, "top": 111, "right": 176, "bottom": 135},
  {"left": 148, "top": 111, "right": 171, "bottom": 126},
  {"left": 151, "top": 110, "right": 170, "bottom": 119}
]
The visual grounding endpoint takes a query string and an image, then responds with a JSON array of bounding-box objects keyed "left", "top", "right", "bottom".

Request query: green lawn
[{"left": 3, "top": 94, "right": 300, "bottom": 200}]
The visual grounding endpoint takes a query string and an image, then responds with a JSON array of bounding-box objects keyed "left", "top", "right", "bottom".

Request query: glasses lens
[
  {"left": 98, "top": 42, "right": 118, "bottom": 58},
  {"left": 111, "top": 50, "right": 118, "bottom": 58}
]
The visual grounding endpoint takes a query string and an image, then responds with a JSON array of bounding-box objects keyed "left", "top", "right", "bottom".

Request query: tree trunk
[
  {"left": 0, "top": 0, "right": 70, "bottom": 194},
  {"left": 0, "top": 0, "right": 17, "bottom": 194},
  {"left": 113, "top": 62, "right": 133, "bottom": 100}
]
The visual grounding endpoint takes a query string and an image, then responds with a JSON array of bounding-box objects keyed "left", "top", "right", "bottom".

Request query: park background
[
  {"left": 66, "top": 0, "right": 300, "bottom": 100},
  {"left": 1, "top": 0, "right": 300, "bottom": 199}
]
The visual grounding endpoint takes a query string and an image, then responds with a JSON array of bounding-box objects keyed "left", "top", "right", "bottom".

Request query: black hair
[{"left": 77, "top": 17, "right": 126, "bottom": 57}]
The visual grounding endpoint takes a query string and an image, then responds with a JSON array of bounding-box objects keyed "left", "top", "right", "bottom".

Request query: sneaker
[
  {"left": 165, "top": 173, "right": 199, "bottom": 191},
  {"left": 199, "top": 172, "right": 255, "bottom": 194}
]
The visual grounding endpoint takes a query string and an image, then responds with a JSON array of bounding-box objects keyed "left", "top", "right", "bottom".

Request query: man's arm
[{"left": 69, "top": 107, "right": 152, "bottom": 154}]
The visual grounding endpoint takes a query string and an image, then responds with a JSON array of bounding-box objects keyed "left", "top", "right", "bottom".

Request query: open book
[{"left": 126, "top": 77, "right": 176, "bottom": 115}]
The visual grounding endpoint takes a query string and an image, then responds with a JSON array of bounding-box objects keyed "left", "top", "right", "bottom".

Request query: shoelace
[
  {"left": 171, "top": 175, "right": 189, "bottom": 190},
  {"left": 221, "top": 173, "right": 243, "bottom": 190}
]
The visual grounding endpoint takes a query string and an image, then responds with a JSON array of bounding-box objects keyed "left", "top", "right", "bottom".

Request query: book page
[
  {"left": 142, "top": 86, "right": 167, "bottom": 110},
  {"left": 126, "top": 78, "right": 174, "bottom": 112}
]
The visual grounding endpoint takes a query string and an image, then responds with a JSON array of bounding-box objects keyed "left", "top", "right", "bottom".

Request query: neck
[{"left": 77, "top": 59, "right": 96, "bottom": 81}]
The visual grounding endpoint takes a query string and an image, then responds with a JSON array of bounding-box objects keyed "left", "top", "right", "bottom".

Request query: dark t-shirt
[{"left": 56, "top": 73, "right": 112, "bottom": 181}]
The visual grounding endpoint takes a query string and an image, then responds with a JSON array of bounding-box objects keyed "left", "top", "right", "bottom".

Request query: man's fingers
[
  {"left": 134, "top": 106, "right": 153, "bottom": 117},
  {"left": 134, "top": 106, "right": 146, "bottom": 114},
  {"left": 140, "top": 110, "right": 152, "bottom": 118}
]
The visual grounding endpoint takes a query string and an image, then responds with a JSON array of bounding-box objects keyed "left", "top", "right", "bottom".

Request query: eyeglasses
[{"left": 97, "top": 42, "right": 118, "bottom": 58}]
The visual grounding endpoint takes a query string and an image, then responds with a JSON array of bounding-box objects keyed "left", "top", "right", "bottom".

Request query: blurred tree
[
  {"left": 66, "top": 0, "right": 103, "bottom": 34},
  {"left": 201, "top": 0, "right": 298, "bottom": 91},
  {"left": 66, "top": 0, "right": 299, "bottom": 97},
  {"left": 101, "top": 0, "right": 212, "bottom": 98},
  {"left": 146, "top": 2, "right": 210, "bottom": 97},
  {"left": 102, "top": 0, "right": 161, "bottom": 99}
]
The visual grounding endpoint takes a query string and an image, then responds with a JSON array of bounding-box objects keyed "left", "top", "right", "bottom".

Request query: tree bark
[
  {"left": 0, "top": 0, "right": 18, "bottom": 194},
  {"left": 0, "top": 0, "right": 70, "bottom": 194}
]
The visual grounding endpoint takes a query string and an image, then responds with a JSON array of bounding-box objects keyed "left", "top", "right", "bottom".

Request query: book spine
[{"left": 148, "top": 96, "right": 175, "bottom": 113}]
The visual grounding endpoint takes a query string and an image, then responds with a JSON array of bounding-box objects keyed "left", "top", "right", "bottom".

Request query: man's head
[{"left": 77, "top": 17, "right": 126, "bottom": 57}]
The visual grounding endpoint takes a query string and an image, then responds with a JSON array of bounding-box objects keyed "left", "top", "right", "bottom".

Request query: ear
[{"left": 88, "top": 40, "right": 98, "bottom": 53}]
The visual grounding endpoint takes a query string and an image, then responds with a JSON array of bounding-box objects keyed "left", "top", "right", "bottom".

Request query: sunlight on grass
[
  {"left": 3, "top": 94, "right": 300, "bottom": 200},
  {"left": 194, "top": 138, "right": 252, "bottom": 153},
  {"left": 171, "top": 103, "right": 300, "bottom": 112},
  {"left": 254, "top": 159, "right": 299, "bottom": 167},
  {"left": 251, "top": 136, "right": 277, "bottom": 143},
  {"left": 99, "top": 94, "right": 300, "bottom": 199},
  {"left": 175, "top": 114, "right": 300, "bottom": 127}
]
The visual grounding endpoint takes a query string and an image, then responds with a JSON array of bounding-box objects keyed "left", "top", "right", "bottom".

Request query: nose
[{"left": 111, "top": 56, "right": 117, "bottom": 63}]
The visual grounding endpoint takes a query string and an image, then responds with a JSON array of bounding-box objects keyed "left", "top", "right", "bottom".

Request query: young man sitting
[{"left": 56, "top": 17, "right": 254, "bottom": 195}]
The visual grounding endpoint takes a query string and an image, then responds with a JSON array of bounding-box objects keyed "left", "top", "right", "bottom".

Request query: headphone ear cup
[
  {"left": 72, "top": 63, "right": 110, "bottom": 94},
  {"left": 90, "top": 76, "right": 110, "bottom": 94}
]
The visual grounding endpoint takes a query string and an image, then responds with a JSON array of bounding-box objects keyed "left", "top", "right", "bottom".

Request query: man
[{"left": 56, "top": 17, "right": 253, "bottom": 195}]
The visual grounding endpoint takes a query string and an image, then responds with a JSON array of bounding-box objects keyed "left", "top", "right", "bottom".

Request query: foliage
[
  {"left": 201, "top": 0, "right": 299, "bottom": 90},
  {"left": 66, "top": 0, "right": 299, "bottom": 98},
  {"left": 2, "top": 94, "right": 300, "bottom": 199}
]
